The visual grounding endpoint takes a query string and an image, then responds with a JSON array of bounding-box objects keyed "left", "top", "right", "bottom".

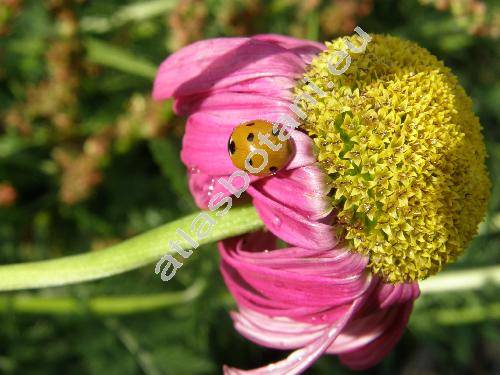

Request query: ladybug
[{"left": 227, "top": 120, "right": 294, "bottom": 176}]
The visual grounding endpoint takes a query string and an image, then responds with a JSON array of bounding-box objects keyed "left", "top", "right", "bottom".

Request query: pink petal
[
  {"left": 187, "top": 169, "right": 258, "bottom": 209},
  {"left": 339, "top": 301, "right": 414, "bottom": 370},
  {"left": 174, "top": 89, "right": 292, "bottom": 116},
  {"left": 230, "top": 308, "right": 327, "bottom": 350},
  {"left": 285, "top": 131, "right": 317, "bottom": 170},
  {"left": 230, "top": 301, "right": 394, "bottom": 353},
  {"left": 248, "top": 186, "right": 337, "bottom": 250},
  {"left": 181, "top": 113, "right": 238, "bottom": 176},
  {"left": 153, "top": 38, "right": 305, "bottom": 100},
  {"left": 221, "top": 252, "right": 368, "bottom": 307},
  {"left": 374, "top": 281, "right": 421, "bottom": 309},
  {"left": 219, "top": 76, "right": 296, "bottom": 96},
  {"left": 221, "top": 262, "right": 358, "bottom": 320},
  {"left": 252, "top": 34, "right": 325, "bottom": 63},
  {"left": 252, "top": 165, "right": 332, "bottom": 221},
  {"left": 231, "top": 245, "right": 366, "bottom": 278},
  {"left": 186, "top": 170, "right": 229, "bottom": 209},
  {"left": 224, "top": 267, "right": 415, "bottom": 366},
  {"left": 327, "top": 303, "right": 403, "bottom": 353},
  {"left": 223, "top": 296, "right": 366, "bottom": 375},
  {"left": 219, "top": 235, "right": 369, "bottom": 310}
]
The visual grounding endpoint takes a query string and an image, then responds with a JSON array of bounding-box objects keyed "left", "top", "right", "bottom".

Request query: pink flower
[{"left": 153, "top": 34, "right": 419, "bottom": 373}]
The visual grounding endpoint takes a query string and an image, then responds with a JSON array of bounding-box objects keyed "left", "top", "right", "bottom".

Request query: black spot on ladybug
[
  {"left": 247, "top": 133, "right": 254, "bottom": 142},
  {"left": 228, "top": 139, "right": 236, "bottom": 154},
  {"left": 246, "top": 122, "right": 255, "bottom": 126},
  {"left": 270, "top": 166, "right": 278, "bottom": 173},
  {"left": 248, "top": 158, "right": 253, "bottom": 166}
]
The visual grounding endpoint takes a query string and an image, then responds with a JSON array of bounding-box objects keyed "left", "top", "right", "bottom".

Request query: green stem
[
  {"left": 418, "top": 265, "right": 500, "bottom": 294},
  {"left": 0, "top": 281, "right": 205, "bottom": 316},
  {"left": 428, "top": 302, "right": 500, "bottom": 326},
  {"left": 0, "top": 206, "right": 263, "bottom": 292}
]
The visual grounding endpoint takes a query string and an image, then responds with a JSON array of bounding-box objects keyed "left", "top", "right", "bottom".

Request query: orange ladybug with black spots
[{"left": 227, "top": 120, "right": 294, "bottom": 177}]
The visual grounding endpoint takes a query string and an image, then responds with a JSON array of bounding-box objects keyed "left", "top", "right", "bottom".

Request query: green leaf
[
  {"left": 80, "top": 0, "right": 178, "bottom": 34},
  {"left": 85, "top": 38, "right": 157, "bottom": 79}
]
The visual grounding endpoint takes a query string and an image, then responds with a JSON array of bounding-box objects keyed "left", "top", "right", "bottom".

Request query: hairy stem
[{"left": 0, "top": 206, "right": 263, "bottom": 291}]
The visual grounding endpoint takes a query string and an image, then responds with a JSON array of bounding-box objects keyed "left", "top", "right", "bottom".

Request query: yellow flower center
[{"left": 296, "top": 34, "right": 490, "bottom": 283}]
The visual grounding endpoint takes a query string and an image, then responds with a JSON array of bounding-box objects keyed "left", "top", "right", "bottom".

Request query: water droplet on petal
[
  {"left": 207, "top": 178, "right": 215, "bottom": 198},
  {"left": 328, "top": 329, "right": 339, "bottom": 338},
  {"left": 273, "top": 216, "right": 282, "bottom": 228},
  {"left": 190, "top": 166, "right": 200, "bottom": 174},
  {"left": 267, "top": 364, "right": 276, "bottom": 372}
]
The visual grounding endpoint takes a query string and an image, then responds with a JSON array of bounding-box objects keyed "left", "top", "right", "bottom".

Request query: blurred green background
[{"left": 0, "top": 0, "right": 499, "bottom": 374}]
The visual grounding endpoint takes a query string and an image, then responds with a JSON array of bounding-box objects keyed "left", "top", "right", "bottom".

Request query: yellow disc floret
[{"left": 296, "top": 34, "right": 490, "bottom": 283}]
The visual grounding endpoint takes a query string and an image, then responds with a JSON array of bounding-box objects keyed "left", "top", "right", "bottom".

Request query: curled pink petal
[
  {"left": 218, "top": 231, "right": 419, "bottom": 373},
  {"left": 230, "top": 308, "right": 326, "bottom": 350},
  {"left": 285, "top": 130, "right": 317, "bottom": 170},
  {"left": 253, "top": 165, "right": 332, "bottom": 221},
  {"left": 339, "top": 301, "right": 414, "bottom": 370},
  {"left": 224, "top": 297, "right": 366, "bottom": 375},
  {"left": 219, "top": 234, "right": 369, "bottom": 315},
  {"left": 248, "top": 186, "right": 336, "bottom": 250},
  {"left": 221, "top": 252, "right": 368, "bottom": 307}
]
